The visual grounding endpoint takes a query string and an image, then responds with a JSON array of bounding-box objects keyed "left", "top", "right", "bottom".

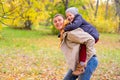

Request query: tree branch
[
  {"left": 105, "top": 0, "right": 109, "bottom": 20},
  {"left": 0, "top": 20, "right": 11, "bottom": 27},
  {"left": 89, "top": 0, "right": 94, "bottom": 10},
  {"left": 0, "top": 1, "right": 5, "bottom": 15}
]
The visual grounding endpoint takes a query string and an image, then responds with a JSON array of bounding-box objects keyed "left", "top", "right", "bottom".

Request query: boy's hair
[
  {"left": 65, "top": 7, "right": 78, "bottom": 16},
  {"left": 53, "top": 14, "right": 65, "bottom": 19}
]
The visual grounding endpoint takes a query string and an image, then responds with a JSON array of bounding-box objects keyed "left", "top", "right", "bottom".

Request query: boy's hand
[{"left": 63, "top": 19, "right": 69, "bottom": 28}]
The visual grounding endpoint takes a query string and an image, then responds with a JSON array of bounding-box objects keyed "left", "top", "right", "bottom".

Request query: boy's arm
[
  {"left": 64, "top": 15, "right": 83, "bottom": 31},
  {"left": 67, "top": 28, "right": 94, "bottom": 44}
]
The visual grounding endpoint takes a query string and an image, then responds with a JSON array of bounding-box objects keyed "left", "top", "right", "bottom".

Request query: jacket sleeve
[{"left": 64, "top": 15, "right": 83, "bottom": 31}]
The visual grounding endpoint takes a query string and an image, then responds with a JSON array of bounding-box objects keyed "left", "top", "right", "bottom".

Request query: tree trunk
[
  {"left": 94, "top": 0, "right": 99, "bottom": 18},
  {"left": 118, "top": 16, "right": 120, "bottom": 33},
  {"left": 24, "top": 16, "right": 32, "bottom": 30},
  {"left": 27, "top": 0, "right": 31, "bottom": 5},
  {"left": 82, "top": 5, "right": 86, "bottom": 10},
  {"left": 62, "top": 0, "right": 69, "bottom": 10},
  {"left": 49, "top": 0, "right": 54, "bottom": 2},
  {"left": 74, "top": 0, "right": 76, "bottom": 2},
  {"left": 105, "top": 0, "right": 109, "bottom": 20},
  {"left": 89, "top": 0, "right": 94, "bottom": 10},
  {"left": 65, "top": 0, "right": 68, "bottom": 10},
  {"left": 114, "top": 0, "right": 120, "bottom": 32}
]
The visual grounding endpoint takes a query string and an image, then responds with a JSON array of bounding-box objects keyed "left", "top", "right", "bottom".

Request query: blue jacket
[{"left": 64, "top": 14, "right": 99, "bottom": 41}]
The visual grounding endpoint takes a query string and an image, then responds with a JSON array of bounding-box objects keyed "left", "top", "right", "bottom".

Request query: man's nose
[{"left": 56, "top": 21, "right": 59, "bottom": 24}]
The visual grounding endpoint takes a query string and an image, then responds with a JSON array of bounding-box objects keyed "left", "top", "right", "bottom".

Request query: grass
[{"left": 0, "top": 27, "right": 120, "bottom": 80}]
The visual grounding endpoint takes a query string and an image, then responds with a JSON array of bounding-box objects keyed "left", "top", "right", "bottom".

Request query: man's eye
[{"left": 54, "top": 21, "right": 57, "bottom": 23}]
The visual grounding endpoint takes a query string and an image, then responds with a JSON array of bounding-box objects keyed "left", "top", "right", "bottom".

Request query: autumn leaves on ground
[{"left": 0, "top": 27, "right": 120, "bottom": 80}]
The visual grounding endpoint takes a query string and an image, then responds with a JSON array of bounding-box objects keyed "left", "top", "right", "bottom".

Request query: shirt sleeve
[{"left": 64, "top": 15, "right": 83, "bottom": 31}]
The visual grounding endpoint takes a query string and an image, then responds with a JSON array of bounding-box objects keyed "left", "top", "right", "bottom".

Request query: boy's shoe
[{"left": 72, "top": 64, "right": 85, "bottom": 76}]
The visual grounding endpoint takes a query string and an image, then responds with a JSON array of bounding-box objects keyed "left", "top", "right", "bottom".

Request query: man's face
[
  {"left": 66, "top": 12, "right": 75, "bottom": 23},
  {"left": 53, "top": 16, "right": 64, "bottom": 30}
]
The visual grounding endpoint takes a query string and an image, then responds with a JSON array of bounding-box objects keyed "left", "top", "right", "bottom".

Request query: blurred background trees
[
  {"left": 0, "top": 0, "right": 119, "bottom": 34},
  {"left": 114, "top": 0, "right": 120, "bottom": 32}
]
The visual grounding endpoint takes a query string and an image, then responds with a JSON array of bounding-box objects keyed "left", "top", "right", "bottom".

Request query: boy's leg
[
  {"left": 71, "top": 44, "right": 86, "bottom": 76},
  {"left": 79, "top": 44, "right": 86, "bottom": 63},
  {"left": 78, "top": 56, "right": 98, "bottom": 80},
  {"left": 67, "top": 28, "right": 95, "bottom": 61},
  {"left": 63, "top": 69, "right": 78, "bottom": 80}
]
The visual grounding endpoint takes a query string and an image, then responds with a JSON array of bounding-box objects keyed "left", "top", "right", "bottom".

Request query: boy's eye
[
  {"left": 67, "top": 15, "right": 71, "bottom": 18},
  {"left": 69, "top": 15, "right": 72, "bottom": 17}
]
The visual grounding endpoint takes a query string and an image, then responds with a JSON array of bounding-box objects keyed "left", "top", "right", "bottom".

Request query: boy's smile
[{"left": 66, "top": 12, "right": 75, "bottom": 23}]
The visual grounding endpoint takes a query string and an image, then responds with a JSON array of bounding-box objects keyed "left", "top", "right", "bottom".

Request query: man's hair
[{"left": 53, "top": 14, "right": 65, "bottom": 19}]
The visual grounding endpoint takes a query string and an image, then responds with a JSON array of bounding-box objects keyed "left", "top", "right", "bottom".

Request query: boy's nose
[{"left": 68, "top": 18, "right": 71, "bottom": 21}]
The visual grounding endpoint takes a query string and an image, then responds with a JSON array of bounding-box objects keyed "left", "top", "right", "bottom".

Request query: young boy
[
  {"left": 65, "top": 7, "right": 99, "bottom": 75},
  {"left": 53, "top": 14, "right": 97, "bottom": 76}
]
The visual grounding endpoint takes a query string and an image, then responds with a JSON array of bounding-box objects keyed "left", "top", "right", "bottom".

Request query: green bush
[
  {"left": 49, "top": 1, "right": 65, "bottom": 35},
  {"left": 50, "top": 26, "right": 59, "bottom": 35},
  {"left": 0, "top": 24, "right": 2, "bottom": 39}
]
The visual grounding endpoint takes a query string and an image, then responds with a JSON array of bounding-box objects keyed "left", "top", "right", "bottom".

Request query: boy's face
[
  {"left": 66, "top": 12, "right": 75, "bottom": 22},
  {"left": 53, "top": 16, "right": 64, "bottom": 30}
]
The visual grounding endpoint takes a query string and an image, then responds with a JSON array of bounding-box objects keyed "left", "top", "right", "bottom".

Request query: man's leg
[
  {"left": 63, "top": 69, "right": 78, "bottom": 80},
  {"left": 78, "top": 56, "right": 98, "bottom": 80}
]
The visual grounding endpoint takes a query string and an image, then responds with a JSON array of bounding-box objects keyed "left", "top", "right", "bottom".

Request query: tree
[
  {"left": 89, "top": 0, "right": 94, "bottom": 10},
  {"left": 105, "top": 0, "right": 109, "bottom": 20},
  {"left": 62, "top": 0, "right": 69, "bottom": 10},
  {"left": 0, "top": 0, "right": 49, "bottom": 29},
  {"left": 114, "top": 0, "right": 120, "bottom": 32},
  {"left": 94, "top": 0, "right": 99, "bottom": 18},
  {"left": 24, "top": 16, "right": 32, "bottom": 30}
]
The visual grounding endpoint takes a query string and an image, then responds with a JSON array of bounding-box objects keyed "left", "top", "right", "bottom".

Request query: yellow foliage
[
  {"left": 0, "top": 24, "right": 2, "bottom": 31},
  {"left": 83, "top": 4, "right": 119, "bottom": 33},
  {"left": 0, "top": 0, "right": 51, "bottom": 29},
  {"left": 86, "top": 15, "right": 119, "bottom": 33},
  {"left": 0, "top": 24, "right": 2, "bottom": 39},
  {"left": 11, "top": 17, "right": 25, "bottom": 28},
  {"left": 0, "top": 0, "right": 118, "bottom": 33}
]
